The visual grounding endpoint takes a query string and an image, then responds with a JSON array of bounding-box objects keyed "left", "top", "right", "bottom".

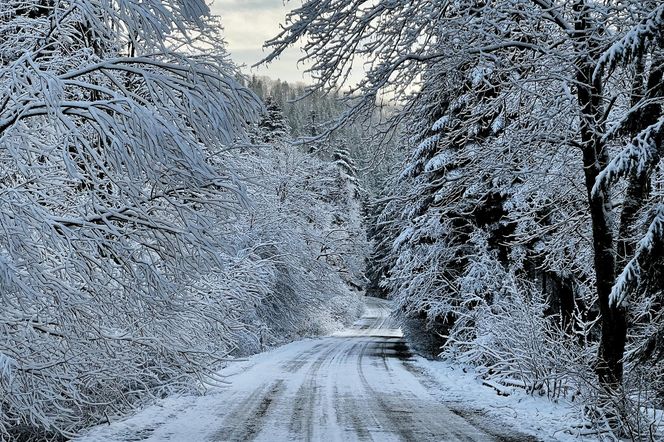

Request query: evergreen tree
[
  {"left": 364, "top": 190, "right": 396, "bottom": 300},
  {"left": 257, "top": 96, "right": 289, "bottom": 143}
]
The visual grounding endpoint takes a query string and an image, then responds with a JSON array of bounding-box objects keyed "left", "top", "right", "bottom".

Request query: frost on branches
[
  {"left": 265, "top": 0, "right": 664, "bottom": 438},
  {"left": 0, "top": 0, "right": 368, "bottom": 440},
  {"left": 0, "top": 0, "right": 259, "bottom": 438}
]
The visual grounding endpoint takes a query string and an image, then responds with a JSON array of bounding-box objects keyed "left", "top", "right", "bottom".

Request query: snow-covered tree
[
  {"left": 255, "top": 96, "right": 289, "bottom": 143},
  {"left": 222, "top": 142, "right": 366, "bottom": 354},
  {"left": 263, "top": 0, "right": 664, "bottom": 434},
  {"left": 364, "top": 187, "right": 397, "bottom": 300},
  {"left": 0, "top": 0, "right": 264, "bottom": 438}
]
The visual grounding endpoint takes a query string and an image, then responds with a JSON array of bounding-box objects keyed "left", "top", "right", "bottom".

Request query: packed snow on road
[{"left": 76, "top": 298, "right": 596, "bottom": 442}]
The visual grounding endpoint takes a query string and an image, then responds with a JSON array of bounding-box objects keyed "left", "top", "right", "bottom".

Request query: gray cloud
[
  {"left": 215, "top": 0, "right": 280, "bottom": 12},
  {"left": 211, "top": 1, "right": 363, "bottom": 88},
  {"left": 232, "top": 48, "right": 312, "bottom": 83},
  {"left": 211, "top": 0, "right": 309, "bottom": 83}
]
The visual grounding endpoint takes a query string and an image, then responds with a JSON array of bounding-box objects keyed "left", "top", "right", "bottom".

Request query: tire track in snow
[
  {"left": 75, "top": 298, "right": 541, "bottom": 442},
  {"left": 279, "top": 342, "right": 328, "bottom": 372},
  {"left": 288, "top": 346, "right": 330, "bottom": 440},
  {"left": 332, "top": 384, "right": 373, "bottom": 441},
  {"left": 356, "top": 340, "right": 421, "bottom": 441},
  {"left": 211, "top": 380, "right": 285, "bottom": 441},
  {"left": 288, "top": 337, "right": 362, "bottom": 440}
]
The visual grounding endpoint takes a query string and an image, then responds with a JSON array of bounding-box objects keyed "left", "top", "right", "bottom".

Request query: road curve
[{"left": 77, "top": 297, "right": 536, "bottom": 442}]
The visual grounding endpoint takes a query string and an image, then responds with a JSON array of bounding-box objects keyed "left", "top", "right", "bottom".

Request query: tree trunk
[{"left": 573, "top": 1, "right": 627, "bottom": 389}]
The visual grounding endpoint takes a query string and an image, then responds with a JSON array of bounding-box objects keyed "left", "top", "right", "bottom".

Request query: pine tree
[
  {"left": 256, "top": 96, "right": 290, "bottom": 143},
  {"left": 364, "top": 191, "right": 395, "bottom": 299}
]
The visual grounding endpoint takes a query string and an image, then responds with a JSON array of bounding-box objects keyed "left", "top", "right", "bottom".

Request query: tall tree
[
  {"left": 0, "top": 0, "right": 261, "bottom": 438},
  {"left": 262, "top": 0, "right": 664, "bottom": 430}
]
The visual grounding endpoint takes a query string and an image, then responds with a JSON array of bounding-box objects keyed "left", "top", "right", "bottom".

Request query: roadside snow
[
  {"left": 409, "top": 358, "right": 597, "bottom": 442},
  {"left": 74, "top": 298, "right": 603, "bottom": 442},
  {"left": 73, "top": 338, "right": 323, "bottom": 442}
]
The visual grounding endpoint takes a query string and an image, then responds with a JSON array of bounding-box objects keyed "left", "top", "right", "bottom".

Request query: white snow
[
  {"left": 74, "top": 298, "right": 599, "bottom": 442},
  {"left": 491, "top": 115, "right": 505, "bottom": 133},
  {"left": 0, "top": 353, "right": 14, "bottom": 382},
  {"left": 425, "top": 151, "right": 452, "bottom": 172},
  {"left": 410, "top": 359, "right": 599, "bottom": 442},
  {"left": 431, "top": 115, "right": 450, "bottom": 132}
]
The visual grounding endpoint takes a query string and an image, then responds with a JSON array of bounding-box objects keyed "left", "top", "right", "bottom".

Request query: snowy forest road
[{"left": 78, "top": 298, "right": 537, "bottom": 442}]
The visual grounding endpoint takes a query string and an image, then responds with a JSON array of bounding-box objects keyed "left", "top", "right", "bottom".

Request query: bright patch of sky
[{"left": 212, "top": 0, "right": 311, "bottom": 84}]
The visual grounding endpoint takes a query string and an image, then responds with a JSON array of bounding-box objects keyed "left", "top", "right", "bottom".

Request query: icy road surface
[{"left": 77, "top": 297, "right": 536, "bottom": 442}]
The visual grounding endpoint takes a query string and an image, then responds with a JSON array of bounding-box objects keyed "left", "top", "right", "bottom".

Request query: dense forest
[
  {"left": 0, "top": 1, "right": 371, "bottom": 439},
  {"left": 262, "top": 0, "right": 664, "bottom": 439},
  {"left": 1, "top": 0, "right": 663, "bottom": 441}
]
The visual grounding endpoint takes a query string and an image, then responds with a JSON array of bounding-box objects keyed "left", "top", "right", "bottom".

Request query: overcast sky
[{"left": 211, "top": 0, "right": 311, "bottom": 84}]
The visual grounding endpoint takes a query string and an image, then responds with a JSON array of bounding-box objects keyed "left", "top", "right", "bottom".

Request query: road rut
[{"left": 76, "top": 297, "right": 538, "bottom": 442}]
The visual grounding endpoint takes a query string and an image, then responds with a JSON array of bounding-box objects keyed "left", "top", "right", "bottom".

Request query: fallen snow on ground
[
  {"left": 408, "top": 358, "right": 598, "bottom": 441},
  {"left": 75, "top": 298, "right": 601, "bottom": 442}
]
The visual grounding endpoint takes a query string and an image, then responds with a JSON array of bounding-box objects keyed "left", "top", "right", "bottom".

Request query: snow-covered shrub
[
  {"left": 400, "top": 316, "right": 449, "bottom": 359},
  {"left": 444, "top": 288, "right": 594, "bottom": 399},
  {"left": 223, "top": 141, "right": 368, "bottom": 350},
  {"left": 329, "top": 292, "right": 366, "bottom": 323},
  {"left": 319, "top": 292, "right": 366, "bottom": 331},
  {"left": 0, "top": 0, "right": 267, "bottom": 438}
]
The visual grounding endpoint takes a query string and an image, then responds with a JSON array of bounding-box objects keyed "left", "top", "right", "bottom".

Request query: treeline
[
  {"left": 0, "top": 1, "right": 366, "bottom": 440},
  {"left": 246, "top": 75, "right": 341, "bottom": 139},
  {"left": 265, "top": 0, "right": 664, "bottom": 438},
  {"left": 244, "top": 75, "right": 404, "bottom": 191}
]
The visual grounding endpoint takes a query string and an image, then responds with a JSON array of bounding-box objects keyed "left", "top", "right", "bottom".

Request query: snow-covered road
[{"left": 77, "top": 298, "right": 536, "bottom": 441}]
